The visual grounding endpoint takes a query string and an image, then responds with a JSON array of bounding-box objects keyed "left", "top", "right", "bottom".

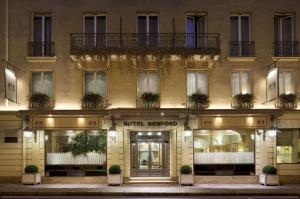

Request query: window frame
[
  {"left": 136, "top": 70, "right": 159, "bottom": 97},
  {"left": 31, "top": 71, "right": 54, "bottom": 98},
  {"left": 274, "top": 13, "right": 294, "bottom": 42},
  {"left": 83, "top": 70, "right": 107, "bottom": 97},
  {"left": 186, "top": 70, "right": 208, "bottom": 96},
  {"left": 231, "top": 70, "right": 252, "bottom": 97},
  {"left": 230, "top": 13, "right": 251, "bottom": 42},
  {"left": 136, "top": 14, "right": 160, "bottom": 34},
  {"left": 31, "top": 13, "right": 53, "bottom": 43}
]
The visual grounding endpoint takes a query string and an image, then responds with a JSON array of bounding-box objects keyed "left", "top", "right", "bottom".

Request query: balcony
[
  {"left": 27, "top": 42, "right": 55, "bottom": 57},
  {"left": 82, "top": 99, "right": 109, "bottom": 109},
  {"left": 275, "top": 94, "right": 297, "bottom": 109},
  {"left": 186, "top": 93, "right": 209, "bottom": 109},
  {"left": 29, "top": 98, "right": 55, "bottom": 110},
  {"left": 273, "top": 41, "right": 299, "bottom": 57},
  {"left": 229, "top": 41, "right": 255, "bottom": 57},
  {"left": 136, "top": 92, "right": 160, "bottom": 108},
  {"left": 231, "top": 94, "right": 254, "bottom": 109},
  {"left": 70, "top": 33, "right": 220, "bottom": 57}
]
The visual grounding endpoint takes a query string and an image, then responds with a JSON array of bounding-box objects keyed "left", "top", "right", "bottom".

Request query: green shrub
[
  {"left": 82, "top": 93, "right": 103, "bottom": 108},
  {"left": 279, "top": 93, "right": 297, "bottom": 104},
  {"left": 109, "top": 165, "right": 121, "bottom": 174},
  {"left": 234, "top": 93, "right": 253, "bottom": 103},
  {"left": 140, "top": 92, "right": 160, "bottom": 103},
  {"left": 25, "top": 165, "right": 39, "bottom": 174},
  {"left": 189, "top": 92, "right": 209, "bottom": 104},
  {"left": 30, "top": 93, "right": 50, "bottom": 105},
  {"left": 180, "top": 165, "right": 192, "bottom": 174},
  {"left": 262, "top": 165, "right": 277, "bottom": 175}
]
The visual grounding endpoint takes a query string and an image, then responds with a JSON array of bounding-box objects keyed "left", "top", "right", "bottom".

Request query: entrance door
[{"left": 130, "top": 132, "right": 170, "bottom": 177}]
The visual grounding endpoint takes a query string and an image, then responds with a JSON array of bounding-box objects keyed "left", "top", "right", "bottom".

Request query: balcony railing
[
  {"left": 273, "top": 41, "right": 299, "bottom": 57},
  {"left": 70, "top": 33, "right": 220, "bottom": 55},
  {"left": 136, "top": 97, "right": 160, "bottom": 108},
  {"left": 29, "top": 98, "right": 55, "bottom": 109},
  {"left": 186, "top": 97, "right": 209, "bottom": 109},
  {"left": 27, "top": 42, "right": 55, "bottom": 57},
  {"left": 82, "top": 99, "right": 109, "bottom": 109},
  {"left": 229, "top": 41, "right": 255, "bottom": 57}
]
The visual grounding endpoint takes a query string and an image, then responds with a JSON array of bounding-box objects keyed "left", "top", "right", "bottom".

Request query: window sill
[
  {"left": 227, "top": 56, "right": 256, "bottom": 62},
  {"left": 26, "top": 56, "right": 57, "bottom": 63},
  {"left": 272, "top": 57, "right": 300, "bottom": 62}
]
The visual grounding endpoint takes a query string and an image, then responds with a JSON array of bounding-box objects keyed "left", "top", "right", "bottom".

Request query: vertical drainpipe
[{"left": 5, "top": 0, "right": 8, "bottom": 61}]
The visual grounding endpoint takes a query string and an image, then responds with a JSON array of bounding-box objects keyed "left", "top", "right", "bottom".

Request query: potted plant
[
  {"left": 22, "top": 165, "right": 41, "bottom": 185},
  {"left": 107, "top": 164, "right": 122, "bottom": 185},
  {"left": 277, "top": 93, "right": 297, "bottom": 109},
  {"left": 188, "top": 92, "right": 209, "bottom": 109},
  {"left": 179, "top": 165, "right": 193, "bottom": 186},
  {"left": 29, "top": 93, "right": 51, "bottom": 109},
  {"left": 140, "top": 92, "right": 160, "bottom": 108},
  {"left": 82, "top": 93, "right": 103, "bottom": 109},
  {"left": 259, "top": 165, "right": 279, "bottom": 186},
  {"left": 232, "top": 93, "right": 254, "bottom": 109}
]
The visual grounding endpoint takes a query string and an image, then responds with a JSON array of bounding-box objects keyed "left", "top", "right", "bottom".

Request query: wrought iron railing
[
  {"left": 136, "top": 97, "right": 160, "bottom": 108},
  {"left": 82, "top": 98, "right": 109, "bottom": 109},
  {"left": 186, "top": 97, "right": 209, "bottom": 109},
  {"left": 70, "top": 33, "right": 220, "bottom": 55},
  {"left": 275, "top": 95, "right": 298, "bottom": 109},
  {"left": 29, "top": 98, "right": 55, "bottom": 109},
  {"left": 231, "top": 97, "right": 254, "bottom": 109},
  {"left": 230, "top": 41, "right": 255, "bottom": 57},
  {"left": 273, "top": 41, "right": 299, "bottom": 57},
  {"left": 27, "top": 42, "right": 55, "bottom": 57}
]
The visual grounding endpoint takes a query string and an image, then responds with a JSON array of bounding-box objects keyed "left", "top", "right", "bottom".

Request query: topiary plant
[
  {"left": 25, "top": 165, "right": 39, "bottom": 174},
  {"left": 262, "top": 165, "right": 277, "bottom": 175},
  {"left": 109, "top": 165, "right": 122, "bottom": 174},
  {"left": 180, "top": 165, "right": 192, "bottom": 175}
]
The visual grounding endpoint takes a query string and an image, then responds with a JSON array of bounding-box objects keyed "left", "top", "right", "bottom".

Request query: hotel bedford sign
[{"left": 123, "top": 121, "right": 178, "bottom": 127}]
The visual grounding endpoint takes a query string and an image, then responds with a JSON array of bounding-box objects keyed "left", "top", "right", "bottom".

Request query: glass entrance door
[{"left": 130, "top": 132, "right": 170, "bottom": 177}]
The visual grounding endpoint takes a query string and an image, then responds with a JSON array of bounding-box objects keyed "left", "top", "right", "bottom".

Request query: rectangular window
[
  {"left": 137, "top": 15, "right": 158, "bottom": 47},
  {"left": 194, "top": 130, "right": 255, "bottom": 175},
  {"left": 32, "top": 15, "right": 53, "bottom": 56},
  {"left": 84, "top": 71, "right": 106, "bottom": 97},
  {"left": 32, "top": 72, "right": 54, "bottom": 97},
  {"left": 84, "top": 15, "right": 107, "bottom": 48},
  {"left": 187, "top": 71, "right": 207, "bottom": 95},
  {"left": 231, "top": 71, "right": 251, "bottom": 96},
  {"left": 277, "top": 129, "right": 300, "bottom": 163},
  {"left": 279, "top": 71, "right": 294, "bottom": 95},
  {"left": 230, "top": 14, "right": 251, "bottom": 56},
  {"left": 186, "top": 15, "right": 206, "bottom": 48},
  {"left": 137, "top": 71, "right": 158, "bottom": 96}
]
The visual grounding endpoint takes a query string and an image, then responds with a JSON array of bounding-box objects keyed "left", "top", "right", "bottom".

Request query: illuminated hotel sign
[
  {"left": 123, "top": 121, "right": 178, "bottom": 127},
  {"left": 266, "top": 67, "right": 278, "bottom": 102},
  {"left": 4, "top": 67, "right": 17, "bottom": 103}
]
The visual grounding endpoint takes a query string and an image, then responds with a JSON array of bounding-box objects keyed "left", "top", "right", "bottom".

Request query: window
[
  {"left": 194, "top": 130, "right": 255, "bottom": 175},
  {"left": 84, "top": 71, "right": 106, "bottom": 97},
  {"left": 187, "top": 71, "right": 207, "bottom": 95},
  {"left": 137, "top": 71, "right": 158, "bottom": 96},
  {"left": 231, "top": 71, "right": 251, "bottom": 96},
  {"left": 84, "top": 15, "right": 107, "bottom": 48},
  {"left": 279, "top": 71, "right": 294, "bottom": 95},
  {"left": 186, "top": 15, "right": 206, "bottom": 48},
  {"left": 137, "top": 15, "right": 158, "bottom": 47},
  {"left": 45, "top": 130, "right": 107, "bottom": 176},
  {"left": 32, "top": 72, "right": 54, "bottom": 97},
  {"left": 277, "top": 129, "right": 300, "bottom": 163},
  {"left": 274, "top": 14, "right": 295, "bottom": 56},
  {"left": 230, "top": 14, "right": 251, "bottom": 56},
  {"left": 32, "top": 15, "right": 53, "bottom": 56}
]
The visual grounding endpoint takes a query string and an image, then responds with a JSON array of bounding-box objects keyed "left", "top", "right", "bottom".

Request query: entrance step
[{"left": 127, "top": 177, "right": 176, "bottom": 184}]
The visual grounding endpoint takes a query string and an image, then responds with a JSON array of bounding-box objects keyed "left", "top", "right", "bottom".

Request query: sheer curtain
[
  {"left": 32, "top": 72, "right": 42, "bottom": 94},
  {"left": 85, "top": 72, "right": 94, "bottom": 94},
  {"left": 197, "top": 72, "right": 207, "bottom": 94},
  {"left": 148, "top": 72, "right": 158, "bottom": 93},
  {"left": 43, "top": 72, "right": 53, "bottom": 97},
  {"left": 187, "top": 72, "right": 196, "bottom": 96},
  {"left": 241, "top": 72, "right": 250, "bottom": 94},
  {"left": 231, "top": 73, "right": 240, "bottom": 96},
  {"left": 138, "top": 72, "right": 148, "bottom": 96},
  {"left": 279, "top": 71, "right": 294, "bottom": 94},
  {"left": 95, "top": 72, "right": 106, "bottom": 96}
]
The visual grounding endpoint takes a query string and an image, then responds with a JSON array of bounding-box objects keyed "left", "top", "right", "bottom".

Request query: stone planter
[
  {"left": 107, "top": 174, "right": 122, "bottom": 185},
  {"left": 259, "top": 174, "right": 279, "bottom": 186},
  {"left": 179, "top": 174, "right": 194, "bottom": 186},
  {"left": 22, "top": 173, "right": 41, "bottom": 185}
]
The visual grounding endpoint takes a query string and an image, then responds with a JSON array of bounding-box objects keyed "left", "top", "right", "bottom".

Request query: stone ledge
[
  {"left": 26, "top": 56, "right": 57, "bottom": 63},
  {"left": 273, "top": 57, "right": 300, "bottom": 62},
  {"left": 227, "top": 56, "right": 256, "bottom": 62}
]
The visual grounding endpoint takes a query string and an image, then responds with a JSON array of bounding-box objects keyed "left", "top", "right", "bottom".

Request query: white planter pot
[
  {"left": 179, "top": 174, "right": 194, "bottom": 186},
  {"left": 259, "top": 174, "right": 279, "bottom": 186},
  {"left": 22, "top": 173, "right": 41, "bottom": 185},
  {"left": 108, "top": 174, "right": 122, "bottom": 185}
]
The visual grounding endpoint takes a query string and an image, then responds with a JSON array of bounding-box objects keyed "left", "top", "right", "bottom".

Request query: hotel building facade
[{"left": 0, "top": 0, "right": 300, "bottom": 184}]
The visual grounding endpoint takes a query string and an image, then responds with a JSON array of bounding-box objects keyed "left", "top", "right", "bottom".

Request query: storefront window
[
  {"left": 45, "top": 130, "right": 107, "bottom": 176},
  {"left": 277, "top": 129, "right": 300, "bottom": 163},
  {"left": 194, "top": 130, "right": 255, "bottom": 175}
]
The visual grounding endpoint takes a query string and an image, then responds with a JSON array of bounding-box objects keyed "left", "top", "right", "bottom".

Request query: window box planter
[
  {"left": 187, "top": 93, "right": 209, "bottom": 109},
  {"left": 22, "top": 165, "right": 41, "bottom": 185},
  {"left": 107, "top": 165, "right": 122, "bottom": 186},
  {"left": 82, "top": 93, "right": 107, "bottom": 109},
  {"left": 29, "top": 93, "right": 54, "bottom": 109},
  {"left": 276, "top": 94, "right": 297, "bottom": 109},
  {"left": 259, "top": 165, "right": 279, "bottom": 186},
  {"left": 137, "top": 92, "right": 160, "bottom": 108},
  {"left": 179, "top": 165, "right": 194, "bottom": 186},
  {"left": 231, "top": 93, "right": 254, "bottom": 109}
]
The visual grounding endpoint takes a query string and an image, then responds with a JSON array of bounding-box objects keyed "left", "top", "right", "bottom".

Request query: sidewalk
[{"left": 0, "top": 183, "right": 300, "bottom": 196}]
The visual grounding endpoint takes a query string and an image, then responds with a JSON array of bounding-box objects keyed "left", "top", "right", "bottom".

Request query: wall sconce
[
  {"left": 108, "top": 117, "right": 117, "bottom": 142},
  {"left": 184, "top": 115, "right": 193, "bottom": 142}
]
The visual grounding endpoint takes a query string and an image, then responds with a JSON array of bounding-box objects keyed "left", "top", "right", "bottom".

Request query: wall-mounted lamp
[
  {"left": 184, "top": 115, "right": 193, "bottom": 142},
  {"left": 108, "top": 117, "right": 117, "bottom": 142}
]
